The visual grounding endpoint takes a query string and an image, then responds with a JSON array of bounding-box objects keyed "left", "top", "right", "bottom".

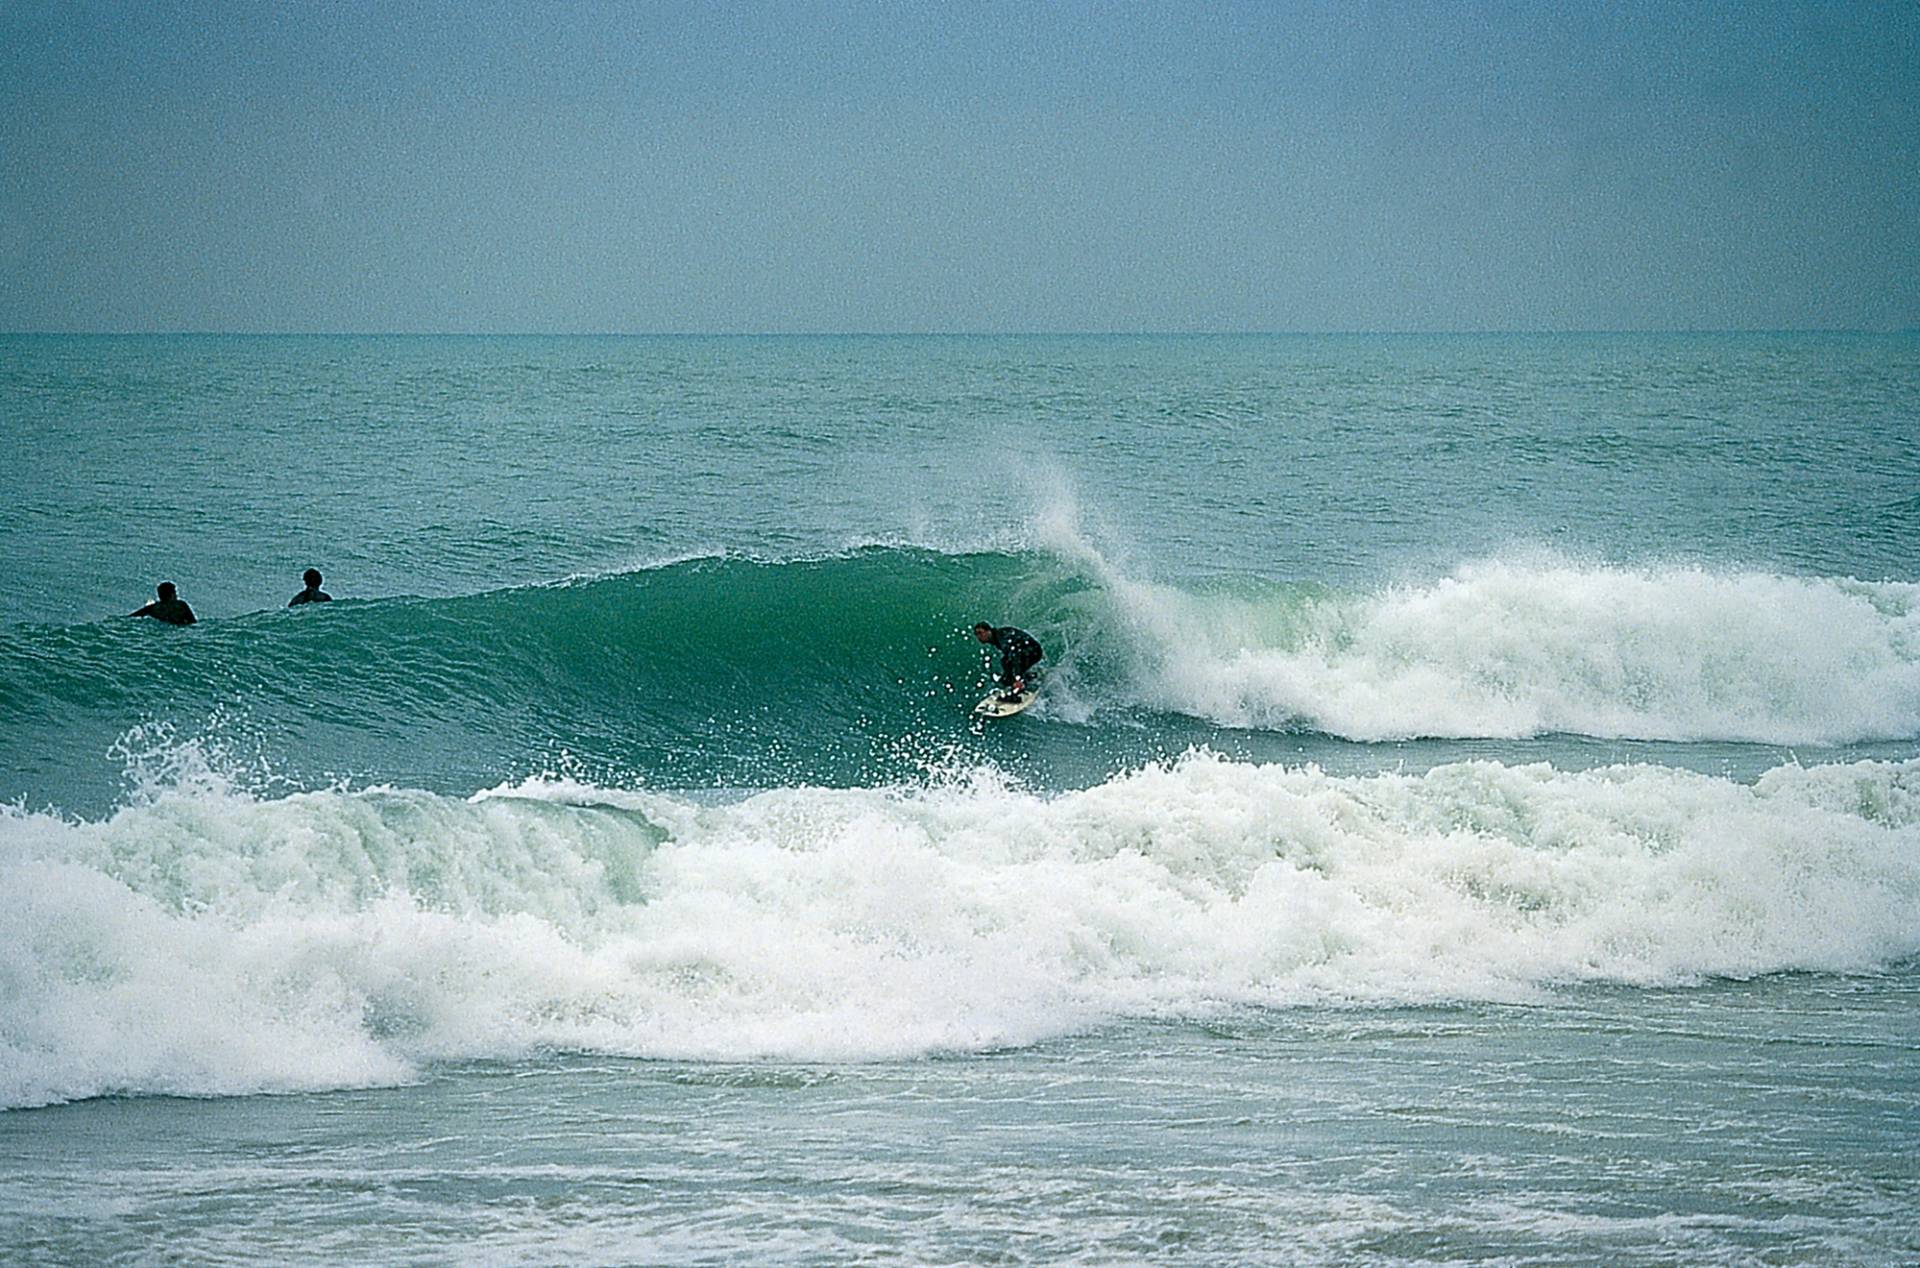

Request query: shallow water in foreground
[{"left": 5, "top": 981, "right": 1915, "bottom": 1266}]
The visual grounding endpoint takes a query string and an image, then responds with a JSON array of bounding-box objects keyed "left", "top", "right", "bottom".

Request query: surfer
[
  {"left": 973, "top": 622, "right": 1043, "bottom": 700},
  {"left": 129, "top": 581, "right": 196, "bottom": 626},
  {"left": 288, "top": 568, "right": 331, "bottom": 606}
]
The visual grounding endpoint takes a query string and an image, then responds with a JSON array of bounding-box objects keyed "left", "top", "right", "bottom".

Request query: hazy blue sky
[{"left": 3, "top": 0, "right": 1915, "bottom": 332}]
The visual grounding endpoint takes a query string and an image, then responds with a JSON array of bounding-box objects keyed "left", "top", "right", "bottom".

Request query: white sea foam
[
  {"left": 3, "top": 749, "right": 1917, "bottom": 1109},
  {"left": 1039, "top": 526, "right": 1920, "bottom": 743}
]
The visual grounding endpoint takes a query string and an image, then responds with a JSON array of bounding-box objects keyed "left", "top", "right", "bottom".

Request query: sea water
[{"left": 1, "top": 333, "right": 1916, "bottom": 1264}]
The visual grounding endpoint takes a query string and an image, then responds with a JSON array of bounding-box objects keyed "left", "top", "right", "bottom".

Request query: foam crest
[
  {"left": 4, "top": 753, "right": 1917, "bottom": 1108},
  {"left": 1090, "top": 558, "right": 1920, "bottom": 743}
]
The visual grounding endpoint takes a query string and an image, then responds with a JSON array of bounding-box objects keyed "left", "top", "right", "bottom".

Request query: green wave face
[
  {"left": 6, "top": 545, "right": 1919, "bottom": 813},
  {"left": 0, "top": 549, "right": 1138, "bottom": 808}
]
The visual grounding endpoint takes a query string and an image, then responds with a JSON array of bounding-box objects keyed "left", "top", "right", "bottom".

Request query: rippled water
[{"left": 2, "top": 334, "right": 1915, "bottom": 1262}]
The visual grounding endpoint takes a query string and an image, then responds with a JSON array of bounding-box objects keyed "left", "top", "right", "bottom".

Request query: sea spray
[{"left": 1107, "top": 559, "right": 1920, "bottom": 743}]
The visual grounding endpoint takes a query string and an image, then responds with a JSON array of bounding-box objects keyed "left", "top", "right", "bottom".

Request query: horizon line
[{"left": 3, "top": 327, "right": 1913, "bottom": 339}]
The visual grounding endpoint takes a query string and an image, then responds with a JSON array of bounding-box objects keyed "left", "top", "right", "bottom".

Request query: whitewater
[
  {"left": 5, "top": 748, "right": 1918, "bottom": 1111},
  {"left": 3, "top": 332, "right": 1916, "bottom": 1264}
]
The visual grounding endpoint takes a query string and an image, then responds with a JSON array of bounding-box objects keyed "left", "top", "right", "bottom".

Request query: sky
[{"left": 2, "top": 0, "right": 1915, "bottom": 333}]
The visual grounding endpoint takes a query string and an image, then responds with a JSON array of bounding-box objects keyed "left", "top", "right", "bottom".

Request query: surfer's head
[
  {"left": 972, "top": 622, "right": 994, "bottom": 642},
  {"left": 304, "top": 568, "right": 323, "bottom": 588},
  {"left": 157, "top": 582, "right": 177, "bottom": 600}
]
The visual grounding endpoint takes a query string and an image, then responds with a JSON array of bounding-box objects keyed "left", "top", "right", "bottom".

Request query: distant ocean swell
[
  {"left": 3, "top": 544, "right": 1916, "bottom": 747},
  {"left": 2, "top": 749, "right": 1916, "bottom": 1109}
]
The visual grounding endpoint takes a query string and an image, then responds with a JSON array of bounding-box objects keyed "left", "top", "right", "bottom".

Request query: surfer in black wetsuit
[
  {"left": 289, "top": 568, "right": 331, "bottom": 606},
  {"left": 130, "top": 581, "right": 196, "bottom": 626},
  {"left": 973, "top": 622, "right": 1043, "bottom": 700}
]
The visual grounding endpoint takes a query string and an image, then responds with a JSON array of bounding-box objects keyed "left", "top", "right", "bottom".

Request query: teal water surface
[{"left": 2, "top": 334, "right": 1917, "bottom": 1263}]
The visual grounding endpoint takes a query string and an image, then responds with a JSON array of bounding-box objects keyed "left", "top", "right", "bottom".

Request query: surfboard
[{"left": 974, "top": 687, "right": 1038, "bottom": 718}]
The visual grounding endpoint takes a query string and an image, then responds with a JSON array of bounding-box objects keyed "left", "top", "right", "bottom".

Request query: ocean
[{"left": 1, "top": 332, "right": 1916, "bottom": 1264}]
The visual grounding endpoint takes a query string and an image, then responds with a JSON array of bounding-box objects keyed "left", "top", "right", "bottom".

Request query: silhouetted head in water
[
  {"left": 132, "top": 582, "right": 195, "bottom": 624},
  {"left": 289, "top": 568, "right": 332, "bottom": 606},
  {"left": 972, "top": 622, "right": 994, "bottom": 642}
]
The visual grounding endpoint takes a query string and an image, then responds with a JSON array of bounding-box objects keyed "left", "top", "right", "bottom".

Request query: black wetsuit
[
  {"left": 289, "top": 587, "right": 331, "bottom": 606},
  {"left": 132, "top": 598, "right": 196, "bottom": 625},
  {"left": 984, "top": 625, "right": 1043, "bottom": 688}
]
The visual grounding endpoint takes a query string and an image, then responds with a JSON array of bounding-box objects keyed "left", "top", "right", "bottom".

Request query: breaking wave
[
  {"left": 3, "top": 544, "right": 1916, "bottom": 771},
  {"left": 4, "top": 746, "right": 1916, "bottom": 1108}
]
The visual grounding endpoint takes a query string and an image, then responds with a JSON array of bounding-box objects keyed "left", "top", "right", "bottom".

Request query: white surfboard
[{"left": 974, "top": 687, "right": 1038, "bottom": 718}]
